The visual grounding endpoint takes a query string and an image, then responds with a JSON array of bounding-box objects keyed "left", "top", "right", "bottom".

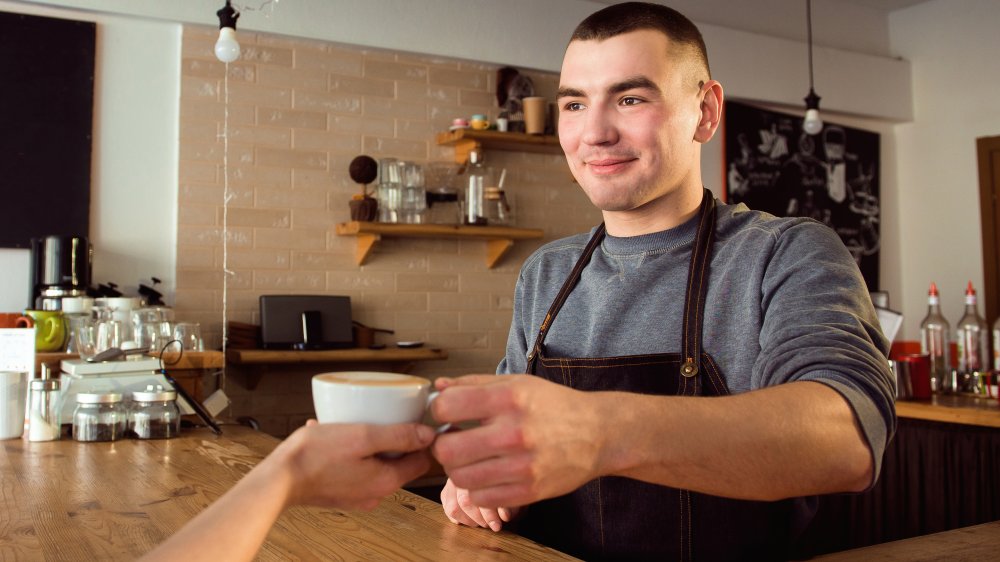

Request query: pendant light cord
[{"left": 807, "top": 0, "right": 815, "bottom": 91}]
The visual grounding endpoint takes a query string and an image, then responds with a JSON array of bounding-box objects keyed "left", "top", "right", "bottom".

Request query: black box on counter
[{"left": 259, "top": 295, "right": 353, "bottom": 350}]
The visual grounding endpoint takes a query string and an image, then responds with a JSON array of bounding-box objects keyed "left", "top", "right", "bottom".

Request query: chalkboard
[
  {"left": 724, "top": 101, "right": 881, "bottom": 291},
  {"left": 0, "top": 11, "right": 95, "bottom": 249}
]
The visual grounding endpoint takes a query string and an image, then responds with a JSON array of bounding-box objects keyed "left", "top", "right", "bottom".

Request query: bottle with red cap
[
  {"left": 955, "top": 281, "right": 990, "bottom": 391},
  {"left": 919, "top": 282, "right": 950, "bottom": 393}
]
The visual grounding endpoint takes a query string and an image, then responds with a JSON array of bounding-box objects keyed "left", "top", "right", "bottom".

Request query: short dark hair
[{"left": 571, "top": 2, "right": 711, "bottom": 79}]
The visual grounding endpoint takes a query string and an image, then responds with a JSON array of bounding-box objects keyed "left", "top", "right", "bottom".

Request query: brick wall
[{"left": 176, "top": 26, "right": 601, "bottom": 435}]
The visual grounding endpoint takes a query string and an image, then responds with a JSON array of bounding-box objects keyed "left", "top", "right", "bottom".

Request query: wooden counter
[
  {"left": 0, "top": 426, "right": 576, "bottom": 560},
  {"left": 894, "top": 393, "right": 1000, "bottom": 428},
  {"left": 814, "top": 520, "right": 1000, "bottom": 561}
]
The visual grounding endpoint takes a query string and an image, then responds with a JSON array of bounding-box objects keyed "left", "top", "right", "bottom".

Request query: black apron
[{"left": 516, "top": 190, "right": 799, "bottom": 561}]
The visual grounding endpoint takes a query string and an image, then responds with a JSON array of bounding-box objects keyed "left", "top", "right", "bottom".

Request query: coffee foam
[{"left": 315, "top": 371, "right": 427, "bottom": 387}]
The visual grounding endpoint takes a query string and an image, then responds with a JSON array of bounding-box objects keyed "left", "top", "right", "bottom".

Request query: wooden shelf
[
  {"left": 226, "top": 347, "right": 448, "bottom": 390},
  {"left": 227, "top": 347, "right": 447, "bottom": 365},
  {"left": 335, "top": 221, "right": 544, "bottom": 268},
  {"left": 436, "top": 129, "right": 562, "bottom": 163}
]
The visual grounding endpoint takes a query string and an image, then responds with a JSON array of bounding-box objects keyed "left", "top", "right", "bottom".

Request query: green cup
[{"left": 23, "top": 310, "right": 67, "bottom": 352}]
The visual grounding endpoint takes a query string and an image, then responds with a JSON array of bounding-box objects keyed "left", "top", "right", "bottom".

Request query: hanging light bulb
[
  {"left": 802, "top": 0, "right": 823, "bottom": 135},
  {"left": 215, "top": 1, "right": 241, "bottom": 63}
]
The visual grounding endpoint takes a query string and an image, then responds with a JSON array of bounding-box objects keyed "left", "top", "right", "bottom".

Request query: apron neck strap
[{"left": 680, "top": 189, "right": 717, "bottom": 378}]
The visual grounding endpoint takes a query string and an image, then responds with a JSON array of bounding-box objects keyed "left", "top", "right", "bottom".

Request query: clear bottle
[
  {"left": 955, "top": 281, "right": 990, "bottom": 381},
  {"left": 919, "top": 282, "right": 950, "bottom": 393},
  {"left": 993, "top": 315, "right": 1000, "bottom": 373},
  {"left": 464, "top": 149, "right": 488, "bottom": 226}
]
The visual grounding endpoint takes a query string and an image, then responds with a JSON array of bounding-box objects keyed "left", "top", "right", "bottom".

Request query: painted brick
[
  {"left": 226, "top": 208, "right": 291, "bottom": 229},
  {"left": 227, "top": 126, "right": 292, "bottom": 148},
  {"left": 364, "top": 59, "right": 427, "bottom": 82},
  {"left": 363, "top": 97, "right": 427, "bottom": 121},
  {"left": 428, "top": 293, "right": 491, "bottom": 312},
  {"left": 256, "top": 147, "right": 328, "bottom": 170},
  {"left": 395, "top": 311, "right": 459, "bottom": 331},
  {"left": 396, "top": 273, "right": 459, "bottom": 292},
  {"left": 237, "top": 44, "right": 293, "bottom": 67},
  {"left": 328, "top": 74, "right": 395, "bottom": 97},
  {"left": 257, "top": 107, "right": 327, "bottom": 130},
  {"left": 356, "top": 292, "right": 428, "bottom": 312},
  {"left": 257, "top": 65, "right": 328, "bottom": 91},
  {"left": 254, "top": 186, "right": 326, "bottom": 210},
  {"left": 255, "top": 227, "right": 328, "bottom": 251},
  {"left": 428, "top": 67, "right": 489, "bottom": 90},
  {"left": 362, "top": 136, "right": 428, "bottom": 160},
  {"left": 253, "top": 270, "right": 326, "bottom": 291},
  {"left": 295, "top": 48, "right": 363, "bottom": 75},
  {"left": 293, "top": 90, "right": 362, "bottom": 115},
  {"left": 396, "top": 81, "right": 459, "bottom": 104},
  {"left": 293, "top": 129, "right": 362, "bottom": 153},
  {"left": 226, "top": 249, "right": 290, "bottom": 269}
]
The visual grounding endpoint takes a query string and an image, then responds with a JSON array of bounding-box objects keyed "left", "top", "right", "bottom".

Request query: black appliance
[
  {"left": 259, "top": 295, "right": 353, "bottom": 350},
  {"left": 30, "top": 235, "right": 92, "bottom": 310}
]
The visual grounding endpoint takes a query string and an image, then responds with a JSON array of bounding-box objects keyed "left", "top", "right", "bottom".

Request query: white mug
[
  {"left": 0, "top": 371, "right": 28, "bottom": 440},
  {"left": 311, "top": 371, "right": 450, "bottom": 433}
]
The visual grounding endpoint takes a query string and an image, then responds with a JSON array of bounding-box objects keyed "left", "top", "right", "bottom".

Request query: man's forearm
[{"left": 592, "top": 381, "right": 873, "bottom": 501}]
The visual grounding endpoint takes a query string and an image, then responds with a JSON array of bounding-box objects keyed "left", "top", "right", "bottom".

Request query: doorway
[{"left": 977, "top": 135, "right": 1000, "bottom": 326}]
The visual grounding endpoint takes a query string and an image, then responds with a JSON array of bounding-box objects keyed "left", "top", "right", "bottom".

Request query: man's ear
[{"left": 694, "top": 80, "right": 723, "bottom": 144}]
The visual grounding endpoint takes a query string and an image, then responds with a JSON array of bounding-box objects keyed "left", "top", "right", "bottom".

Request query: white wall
[
  {"left": 890, "top": 0, "right": 1000, "bottom": 339},
  {"left": 0, "top": 0, "right": 179, "bottom": 301}
]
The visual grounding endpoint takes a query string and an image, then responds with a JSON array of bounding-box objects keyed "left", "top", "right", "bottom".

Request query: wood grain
[
  {"left": 0, "top": 427, "right": 577, "bottom": 560},
  {"left": 814, "top": 520, "right": 1000, "bottom": 561},
  {"left": 894, "top": 393, "right": 1000, "bottom": 428}
]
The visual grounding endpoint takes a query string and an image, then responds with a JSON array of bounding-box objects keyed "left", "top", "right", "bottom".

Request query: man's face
[{"left": 557, "top": 30, "right": 707, "bottom": 213}]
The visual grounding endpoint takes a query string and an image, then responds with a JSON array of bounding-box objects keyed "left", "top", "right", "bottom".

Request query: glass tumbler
[{"left": 173, "top": 322, "right": 203, "bottom": 351}]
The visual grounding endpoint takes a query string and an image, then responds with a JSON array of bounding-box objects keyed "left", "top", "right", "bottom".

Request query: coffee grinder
[{"left": 30, "top": 235, "right": 92, "bottom": 310}]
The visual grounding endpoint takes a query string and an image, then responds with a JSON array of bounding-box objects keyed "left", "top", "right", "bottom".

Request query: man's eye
[
  {"left": 562, "top": 101, "right": 585, "bottom": 112},
  {"left": 621, "top": 97, "right": 643, "bottom": 106}
]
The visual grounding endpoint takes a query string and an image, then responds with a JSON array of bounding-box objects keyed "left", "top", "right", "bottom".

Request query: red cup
[
  {"left": 0, "top": 313, "right": 33, "bottom": 329},
  {"left": 898, "top": 354, "right": 932, "bottom": 400}
]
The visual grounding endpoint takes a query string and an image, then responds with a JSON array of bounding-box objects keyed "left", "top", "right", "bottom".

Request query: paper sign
[{"left": 0, "top": 328, "right": 36, "bottom": 378}]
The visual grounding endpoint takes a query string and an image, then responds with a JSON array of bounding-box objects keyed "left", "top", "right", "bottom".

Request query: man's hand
[
  {"left": 430, "top": 375, "right": 608, "bottom": 510},
  {"left": 439, "top": 478, "right": 519, "bottom": 532}
]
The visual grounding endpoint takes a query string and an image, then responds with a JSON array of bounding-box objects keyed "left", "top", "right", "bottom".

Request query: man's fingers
[
  {"left": 434, "top": 374, "right": 503, "bottom": 390},
  {"left": 431, "top": 384, "right": 520, "bottom": 425}
]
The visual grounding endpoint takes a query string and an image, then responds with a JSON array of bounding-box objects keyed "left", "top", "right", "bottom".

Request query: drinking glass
[
  {"left": 75, "top": 324, "right": 99, "bottom": 360},
  {"left": 173, "top": 322, "right": 203, "bottom": 351},
  {"left": 95, "top": 319, "right": 123, "bottom": 354}
]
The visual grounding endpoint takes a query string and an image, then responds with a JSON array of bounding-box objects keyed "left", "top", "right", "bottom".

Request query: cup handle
[
  {"left": 41, "top": 317, "right": 61, "bottom": 343},
  {"left": 426, "top": 391, "right": 452, "bottom": 434},
  {"left": 15, "top": 316, "right": 33, "bottom": 328}
]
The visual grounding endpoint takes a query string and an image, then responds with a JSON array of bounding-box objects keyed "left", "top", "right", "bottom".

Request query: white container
[{"left": 0, "top": 371, "right": 27, "bottom": 439}]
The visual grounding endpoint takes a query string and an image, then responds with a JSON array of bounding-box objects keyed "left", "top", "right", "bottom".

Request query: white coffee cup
[
  {"left": 311, "top": 371, "right": 449, "bottom": 432},
  {"left": 0, "top": 371, "right": 28, "bottom": 440}
]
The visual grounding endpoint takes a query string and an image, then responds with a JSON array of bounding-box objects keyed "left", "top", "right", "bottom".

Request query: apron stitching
[
  {"left": 597, "top": 477, "right": 605, "bottom": 553},
  {"left": 685, "top": 490, "right": 693, "bottom": 562}
]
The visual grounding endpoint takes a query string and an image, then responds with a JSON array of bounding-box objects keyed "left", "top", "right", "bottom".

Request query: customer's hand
[
  {"left": 440, "top": 477, "right": 520, "bottom": 532},
  {"left": 431, "top": 375, "right": 606, "bottom": 510},
  {"left": 275, "top": 420, "right": 435, "bottom": 511}
]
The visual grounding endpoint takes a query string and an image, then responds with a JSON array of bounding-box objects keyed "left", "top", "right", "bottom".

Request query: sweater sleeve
[{"left": 754, "top": 220, "right": 897, "bottom": 487}]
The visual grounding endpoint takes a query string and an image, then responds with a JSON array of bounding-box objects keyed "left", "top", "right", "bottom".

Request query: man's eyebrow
[
  {"left": 556, "top": 76, "right": 661, "bottom": 100},
  {"left": 557, "top": 87, "right": 585, "bottom": 99},
  {"left": 608, "top": 76, "right": 660, "bottom": 95}
]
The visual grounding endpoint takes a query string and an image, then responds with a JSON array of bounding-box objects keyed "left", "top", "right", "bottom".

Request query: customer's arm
[{"left": 141, "top": 422, "right": 434, "bottom": 562}]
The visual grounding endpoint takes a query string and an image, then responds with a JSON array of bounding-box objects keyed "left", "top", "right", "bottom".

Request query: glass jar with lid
[
  {"left": 129, "top": 384, "right": 181, "bottom": 440},
  {"left": 73, "top": 392, "right": 127, "bottom": 442}
]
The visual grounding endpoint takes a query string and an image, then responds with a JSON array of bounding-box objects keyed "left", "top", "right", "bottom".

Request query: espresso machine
[{"left": 30, "top": 235, "right": 92, "bottom": 310}]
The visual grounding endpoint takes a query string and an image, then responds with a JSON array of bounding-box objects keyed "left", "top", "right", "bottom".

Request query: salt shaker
[{"left": 28, "top": 378, "right": 61, "bottom": 442}]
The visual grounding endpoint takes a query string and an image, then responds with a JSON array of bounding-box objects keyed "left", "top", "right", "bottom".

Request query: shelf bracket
[
  {"left": 485, "top": 238, "right": 514, "bottom": 268},
  {"left": 355, "top": 233, "right": 380, "bottom": 265},
  {"left": 452, "top": 138, "right": 480, "bottom": 164}
]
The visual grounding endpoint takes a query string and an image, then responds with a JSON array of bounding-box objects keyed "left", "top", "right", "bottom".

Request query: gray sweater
[{"left": 499, "top": 199, "right": 896, "bottom": 482}]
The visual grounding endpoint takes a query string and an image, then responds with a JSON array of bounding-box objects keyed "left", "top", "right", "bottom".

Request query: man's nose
[{"left": 580, "top": 105, "right": 618, "bottom": 146}]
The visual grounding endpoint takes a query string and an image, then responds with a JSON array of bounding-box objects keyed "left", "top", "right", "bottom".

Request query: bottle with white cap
[
  {"left": 955, "top": 281, "right": 990, "bottom": 393},
  {"left": 919, "top": 282, "right": 950, "bottom": 393}
]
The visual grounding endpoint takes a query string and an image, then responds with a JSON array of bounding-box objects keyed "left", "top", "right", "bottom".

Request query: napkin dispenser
[{"left": 259, "top": 295, "right": 353, "bottom": 350}]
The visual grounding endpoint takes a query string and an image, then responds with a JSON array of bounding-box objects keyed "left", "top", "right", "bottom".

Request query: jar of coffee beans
[
  {"left": 73, "top": 392, "right": 127, "bottom": 442},
  {"left": 129, "top": 384, "right": 181, "bottom": 440}
]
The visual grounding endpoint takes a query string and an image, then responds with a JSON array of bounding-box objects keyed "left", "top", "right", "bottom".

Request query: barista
[{"left": 430, "top": 3, "right": 895, "bottom": 560}]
